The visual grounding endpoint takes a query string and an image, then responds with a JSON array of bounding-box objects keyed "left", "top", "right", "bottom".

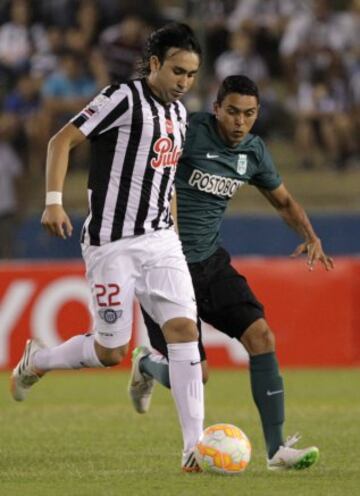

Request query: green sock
[
  {"left": 140, "top": 354, "right": 171, "bottom": 389},
  {"left": 249, "top": 352, "right": 285, "bottom": 459}
]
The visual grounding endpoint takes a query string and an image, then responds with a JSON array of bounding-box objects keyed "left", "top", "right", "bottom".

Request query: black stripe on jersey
[
  {"left": 111, "top": 81, "right": 143, "bottom": 241},
  {"left": 87, "top": 128, "right": 119, "bottom": 245},
  {"left": 151, "top": 106, "right": 173, "bottom": 230},
  {"left": 72, "top": 114, "right": 87, "bottom": 128},
  {"left": 88, "top": 96, "right": 129, "bottom": 139},
  {"left": 103, "top": 84, "right": 120, "bottom": 97},
  {"left": 73, "top": 84, "right": 120, "bottom": 130},
  {"left": 164, "top": 185, "right": 174, "bottom": 226},
  {"left": 134, "top": 80, "right": 160, "bottom": 235},
  {"left": 173, "top": 102, "right": 186, "bottom": 147},
  {"left": 80, "top": 225, "right": 85, "bottom": 243}
]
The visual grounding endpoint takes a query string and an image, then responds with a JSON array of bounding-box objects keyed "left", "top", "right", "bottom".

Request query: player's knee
[
  {"left": 241, "top": 319, "right": 275, "bottom": 355},
  {"left": 95, "top": 341, "right": 129, "bottom": 367},
  {"left": 162, "top": 317, "right": 199, "bottom": 343}
]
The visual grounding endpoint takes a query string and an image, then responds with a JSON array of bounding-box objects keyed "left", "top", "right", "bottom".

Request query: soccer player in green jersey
[{"left": 128, "top": 75, "right": 334, "bottom": 471}]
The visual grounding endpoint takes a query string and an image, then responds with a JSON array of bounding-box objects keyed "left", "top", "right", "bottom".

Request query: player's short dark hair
[
  {"left": 139, "top": 22, "right": 202, "bottom": 76},
  {"left": 216, "top": 75, "right": 259, "bottom": 104}
]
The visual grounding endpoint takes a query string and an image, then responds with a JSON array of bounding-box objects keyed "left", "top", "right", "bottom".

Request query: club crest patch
[
  {"left": 98, "top": 308, "right": 123, "bottom": 324},
  {"left": 165, "top": 118, "right": 174, "bottom": 134},
  {"left": 237, "top": 154, "right": 248, "bottom": 175},
  {"left": 87, "top": 93, "right": 110, "bottom": 114}
]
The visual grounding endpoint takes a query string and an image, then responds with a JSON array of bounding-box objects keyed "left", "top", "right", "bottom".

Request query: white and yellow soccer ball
[{"left": 195, "top": 423, "right": 251, "bottom": 474}]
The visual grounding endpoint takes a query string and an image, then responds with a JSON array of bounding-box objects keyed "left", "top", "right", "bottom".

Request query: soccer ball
[{"left": 194, "top": 423, "right": 251, "bottom": 474}]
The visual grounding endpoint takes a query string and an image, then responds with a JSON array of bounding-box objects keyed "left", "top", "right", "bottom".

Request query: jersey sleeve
[
  {"left": 249, "top": 139, "right": 282, "bottom": 190},
  {"left": 70, "top": 84, "right": 130, "bottom": 138}
]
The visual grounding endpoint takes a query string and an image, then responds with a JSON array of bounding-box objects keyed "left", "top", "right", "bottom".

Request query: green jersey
[{"left": 175, "top": 112, "right": 282, "bottom": 263}]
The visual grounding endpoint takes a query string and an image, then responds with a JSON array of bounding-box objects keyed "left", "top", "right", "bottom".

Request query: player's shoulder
[
  {"left": 188, "top": 112, "right": 212, "bottom": 126},
  {"left": 91, "top": 82, "right": 130, "bottom": 105},
  {"left": 187, "top": 112, "right": 213, "bottom": 137},
  {"left": 242, "top": 133, "right": 268, "bottom": 156},
  {"left": 244, "top": 132, "right": 265, "bottom": 147}
]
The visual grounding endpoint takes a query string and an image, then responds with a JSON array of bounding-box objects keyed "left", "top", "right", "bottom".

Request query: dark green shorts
[{"left": 141, "top": 246, "right": 264, "bottom": 360}]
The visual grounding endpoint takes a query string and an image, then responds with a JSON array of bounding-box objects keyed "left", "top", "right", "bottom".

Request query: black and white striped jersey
[{"left": 71, "top": 78, "right": 187, "bottom": 246}]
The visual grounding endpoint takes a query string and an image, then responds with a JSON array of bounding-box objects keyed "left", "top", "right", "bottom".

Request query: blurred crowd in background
[{"left": 0, "top": 0, "right": 359, "bottom": 258}]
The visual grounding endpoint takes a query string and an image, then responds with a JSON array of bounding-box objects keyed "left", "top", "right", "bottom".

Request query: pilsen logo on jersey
[
  {"left": 150, "top": 137, "right": 182, "bottom": 169},
  {"left": 237, "top": 154, "right": 248, "bottom": 175}
]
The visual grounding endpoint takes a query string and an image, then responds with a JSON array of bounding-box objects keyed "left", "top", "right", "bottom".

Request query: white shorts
[{"left": 82, "top": 228, "right": 197, "bottom": 348}]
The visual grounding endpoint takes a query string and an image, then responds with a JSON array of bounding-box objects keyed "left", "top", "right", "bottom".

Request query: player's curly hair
[
  {"left": 137, "top": 22, "right": 202, "bottom": 76},
  {"left": 216, "top": 75, "right": 260, "bottom": 104}
]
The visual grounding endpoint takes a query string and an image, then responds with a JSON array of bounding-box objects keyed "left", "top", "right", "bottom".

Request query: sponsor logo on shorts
[
  {"left": 98, "top": 308, "right": 123, "bottom": 324},
  {"left": 189, "top": 169, "right": 244, "bottom": 198}
]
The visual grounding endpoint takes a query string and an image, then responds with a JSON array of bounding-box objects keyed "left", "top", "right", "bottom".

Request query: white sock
[
  {"left": 33, "top": 334, "right": 104, "bottom": 371},
  {"left": 167, "top": 341, "right": 204, "bottom": 453}
]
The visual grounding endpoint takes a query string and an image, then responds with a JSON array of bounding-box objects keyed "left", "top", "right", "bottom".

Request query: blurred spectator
[
  {"left": 99, "top": 15, "right": 150, "bottom": 82},
  {"left": 280, "top": 0, "right": 345, "bottom": 89},
  {"left": 215, "top": 29, "right": 268, "bottom": 84},
  {"left": 60, "top": 2, "right": 109, "bottom": 90},
  {"left": 290, "top": 69, "right": 355, "bottom": 170},
  {"left": 100, "top": 0, "right": 166, "bottom": 27},
  {"left": 212, "top": 30, "right": 286, "bottom": 138},
  {"left": 30, "top": 26, "right": 65, "bottom": 80},
  {"left": 63, "top": 28, "right": 109, "bottom": 89},
  {"left": 186, "top": 0, "right": 237, "bottom": 67},
  {"left": 3, "top": 72, "right": 41, "bottom": 118},
  {"left": 41, "top": 48, "right": 99, "bottom": 133},
  {"left": 66, "top": 0, "right": 103, "bottom": 49},
  {"left": 0, "top": 137, "right": 24, "bottom": 258},
  {"left": 227, "top": 0, "right": 309, "bottom": 77},
  {"left": 40, "top": 47, "right": 105, "bottom": 172},
  {"left": 35, "top": 0, "right": 76, "bottom": 28},
  {"left": 1, "top": 72, "right": 45, "bottom": 172},
  {"left": 0, "top": 0, "right": 48, "bottom": 89},
  {"left": 279, "top": 0, "right": 358, "bottom": 170},
  {"left": 336, "top": 0, "right": 360, "bottom": 67},
  {"left": 336, "top": 0, "right": 360, "bottom": 158}
]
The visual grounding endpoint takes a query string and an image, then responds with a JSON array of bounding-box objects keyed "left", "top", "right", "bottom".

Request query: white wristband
[{"left": 46, "top": 191, "right": 63, "bottom": 206}]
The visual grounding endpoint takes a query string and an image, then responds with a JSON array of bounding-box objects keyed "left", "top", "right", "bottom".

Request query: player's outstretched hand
[
  {"left": 41, "top": 205, "right": 73, "bottom": 239},
  {"left": 290, "top": 238, "right": 334, "bottom": 272}
]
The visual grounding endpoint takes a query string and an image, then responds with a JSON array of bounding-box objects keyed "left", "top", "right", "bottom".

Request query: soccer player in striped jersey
[
  {"left": 11, "top": 22, "right": 204, "bottom": 472},
  {"left": 128, "top": 75, "right": 334, "bottom": 471}
]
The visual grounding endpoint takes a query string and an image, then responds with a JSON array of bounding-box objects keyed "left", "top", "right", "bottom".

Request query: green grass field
[{"left": 0, "top": 369, "right": 359, "bottom": 496}]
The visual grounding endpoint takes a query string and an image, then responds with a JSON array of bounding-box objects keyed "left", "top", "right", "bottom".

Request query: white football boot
[
  {"left": 128, "top": 346, "right": 155, "bottom": 414},
  {"left": 11, "top": 339, "right": 45, "bottom": 401},
  {"left": 267, "top": 433, "right": 320, "bottom": 470},
  {"left": 181, "top": 450, "right": 202, "bottom": 473}
]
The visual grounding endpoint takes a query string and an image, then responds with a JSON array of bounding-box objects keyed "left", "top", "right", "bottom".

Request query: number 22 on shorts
[{"left": 94, "top": 283, "right": 121, "bottom": 307}]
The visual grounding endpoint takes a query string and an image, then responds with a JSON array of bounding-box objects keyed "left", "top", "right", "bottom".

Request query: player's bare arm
[
  {"left": 41, "top": 123, "right": 86, "bottom": 239},
  {"left": 259, "top": 184, "right": 334, "bottom": 271}
]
